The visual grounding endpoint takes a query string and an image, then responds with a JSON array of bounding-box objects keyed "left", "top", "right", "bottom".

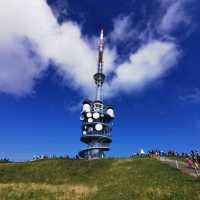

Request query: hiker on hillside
[
  {"left": 193, "top": 159, "right": 199, "bottom": 176},
  {"left": 197, "top": 154, "right": 200, "bottom": 164},
  {"left": 186, "top": 158, "right": 193, "bottom": 169}
]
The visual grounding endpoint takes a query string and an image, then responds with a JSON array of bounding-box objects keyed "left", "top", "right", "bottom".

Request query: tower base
[{"left": 79, "top": 148, "right": 106, "bottom": 159}]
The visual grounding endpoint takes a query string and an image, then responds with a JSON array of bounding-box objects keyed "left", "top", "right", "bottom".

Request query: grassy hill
[{"left": 0, "top": 157, "right": 199, "bottom": 200}]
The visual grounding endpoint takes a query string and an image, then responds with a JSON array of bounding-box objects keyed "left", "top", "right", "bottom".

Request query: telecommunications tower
[{"left": 79, "top": 30, "right": 115, "bottom": 159}]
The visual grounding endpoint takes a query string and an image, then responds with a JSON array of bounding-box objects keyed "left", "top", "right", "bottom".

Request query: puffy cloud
[
  {"left": 104, "top": 41, "right": 179, "bottom": 97},
  {"left": 159, "top": 0, "right": 191, "bottom": 32},
  {"left": 0, "top": 0, "right": 115, "bottom": 96},
  {"left": 179, "top": 88, "right": 200, "bottom": 104},
  {"left": 110, "top": 16, "right": 133, "bottom": 42},
  {"left": 0, "top": 0, "right": 56, "bottom": 96},
  {"left": 0, "top": 39, "right": 45, "bottom": 96},
  {"left": 0, "top": 0, "right": 189, "bottom": 99}
]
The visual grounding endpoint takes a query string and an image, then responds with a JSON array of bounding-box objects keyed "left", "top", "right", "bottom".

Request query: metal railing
[{"left": 79, "top": 145, "right": 110, "bottom": 152}]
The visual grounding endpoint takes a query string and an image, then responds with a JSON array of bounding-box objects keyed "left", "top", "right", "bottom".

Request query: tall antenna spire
[
  {"left": 94, "top": 29, "right": 105, "bottom": 101},
  {"left": 98, "top": 29, "right": 104, "bottom": 65}
]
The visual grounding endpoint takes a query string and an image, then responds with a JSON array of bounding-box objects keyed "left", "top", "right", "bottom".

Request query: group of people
[
  {"left": 147, "top": 149, "right": 200, "bottom": 162},
  {"left": 186, "top": 150, "right": 200, "bottom": 175},
  {"left": 133, "top": 149, "right": 200, "bottom": 163},
  {"left": 131, "top": 149, "right": 200, "bottom": 176},
  {"left": 143, "top": 149, "right": 179, "bottom": 157},
  {"left": 31, "top": 155, "right": 70, "bottom": 161}
]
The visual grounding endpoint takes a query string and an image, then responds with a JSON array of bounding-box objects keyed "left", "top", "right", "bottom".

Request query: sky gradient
[{"left": 0, "top": 0, "right": 200, "bottom": 160}]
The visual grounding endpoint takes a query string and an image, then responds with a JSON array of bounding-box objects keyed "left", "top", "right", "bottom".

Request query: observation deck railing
[
  {"left": 79, "top": 143, "right": 110, "bottom": 151},
  {"left": 82, "top": 131, "right": 112, "bottom": 137}
]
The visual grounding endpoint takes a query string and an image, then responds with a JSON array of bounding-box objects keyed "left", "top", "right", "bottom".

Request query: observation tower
[{"left": 79, "top": 30, "right": 115, "bottom": 159}]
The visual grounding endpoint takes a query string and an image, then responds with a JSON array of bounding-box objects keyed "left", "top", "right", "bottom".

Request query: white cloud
[
  {"left": 109, "top": 15, "right": 152, "bottom": 46},
  {"left": 159, "top": 0, "right": 191, "bottom": 32},
  {"left": 110, "top": 16, "right": 133, "bottom": 42},
  {"left": 179, "top": 88, "right": 200, "bottom": 104},
  {"left": 0, "top": 0, "right": 116, "bottom": 97},
  {"left": 104, "top": 41, "right": 179, "bottom": 97},
  {"left": 0, "top": 39, "right": 45, "bottom": 96},
  {"left": 0, "top": 0, "right": 184, "bottom": 99}
]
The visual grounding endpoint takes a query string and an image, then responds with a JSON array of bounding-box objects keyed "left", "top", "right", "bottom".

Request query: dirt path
[{"left": 157, "top": 157, "right": 200, "bottom": 178}]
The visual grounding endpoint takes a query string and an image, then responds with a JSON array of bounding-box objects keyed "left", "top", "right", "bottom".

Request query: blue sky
[{"left": 0, "top": 0, "right": 200, "bottom": 160}]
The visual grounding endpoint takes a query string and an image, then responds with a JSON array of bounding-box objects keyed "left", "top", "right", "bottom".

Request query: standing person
[
  {"left": 193, "top": 159, "right": 199, "bottom": 176},
  {"left": 197, "top": 154, "right": 200, "bottom": 164},
  {"left": 186, "top": 158, "right": 193, "bottom": 169}
]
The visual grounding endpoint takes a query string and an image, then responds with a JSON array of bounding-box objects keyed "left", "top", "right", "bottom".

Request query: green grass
[{"left": 0, "top": 158, "right": 199, "bottom": 200}]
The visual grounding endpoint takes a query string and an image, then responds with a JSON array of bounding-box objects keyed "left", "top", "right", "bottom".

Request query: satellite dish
[
  {"left": 95, "top": 123, "right": 103, "bottom": 131},
  {"left": 88, "top": 127, "right": 93, "bottom": 132},
  {"left": 83, "top": 104, "right": 91, "bottom": 112},
  {"left": 88, "top": 118, "right": 93, "bottom": 123},
  {"left": 106, "top": 108, "right": 114, "bottom": 118},
  {"left": 80, "top": 115, "right": 84, "bottom": 121},
  {"left": 86, "top": 112, "right": 92, "bottom": 118},
  {"left": 83, "top": 131, "right": 87, "bottom": 135},
  {"left": 93, "top": 112, "right": 100, "bottom": 119}
]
